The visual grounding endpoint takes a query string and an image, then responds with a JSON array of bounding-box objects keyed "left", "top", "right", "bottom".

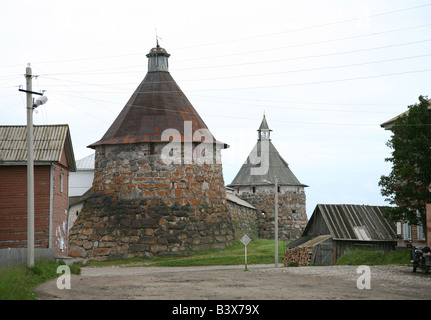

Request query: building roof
[
  {"left": 89, "top": 45, "right": 227, "bottom": 148},
  {"left": 258, "top": 115, "right": 271, "bottom": 131},
  {"left": 75, "top": 153, "right": 95, "bottom": 170},
  {"left": 305, "top": 204, "right": 397, "bottom": 241},
  {"left": 225, "top": 187, "right": 256, "bottom": 209},
  {"left": 0, "top": 125, "right": 76, "bottom": 171},
  {"left": 380, "top": 99, "right": 431, "bottom": 130},
  {"left": 228, "top": 140, "right": 307, "bottom": 187},
  {"left": 228, "top": 116, "right": 307, "bottom": 187}
]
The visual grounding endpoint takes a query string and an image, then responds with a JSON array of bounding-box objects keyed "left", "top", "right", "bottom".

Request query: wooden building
[
  {"left": 286, "top": 204, "right": 397, "bottom": 265},
  {"left": 0, "top": 125, "right": 76, "bottom": 257}
]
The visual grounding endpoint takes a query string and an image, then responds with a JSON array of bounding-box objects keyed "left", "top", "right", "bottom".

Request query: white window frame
[
  {"left": 417, "top": 210, "right": 426, "bottom": 241},
  {"left": 403, "top": 221, "right": 412, "bottom": 240}
]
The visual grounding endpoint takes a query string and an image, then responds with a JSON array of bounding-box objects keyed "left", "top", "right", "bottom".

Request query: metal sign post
[{"left": 241, "top": 234, "right": 251, "bottom": 271}]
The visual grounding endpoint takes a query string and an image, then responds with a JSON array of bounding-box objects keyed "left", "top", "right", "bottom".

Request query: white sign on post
[{"left": 241, "top": 234, "right": 251, "bottom": 270}]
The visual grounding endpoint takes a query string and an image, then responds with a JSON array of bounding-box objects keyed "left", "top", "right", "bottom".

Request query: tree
[{"left": 379, "top": 96, "right": 431, "bottom": 227}]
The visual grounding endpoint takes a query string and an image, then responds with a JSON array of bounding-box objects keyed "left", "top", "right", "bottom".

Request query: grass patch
[
  {"left": 335, "top": 249, "right": 410, "bottom": 266},
  {"left": 86, "top": 239, "right": 287, "bottom": 267},
  {"left": 0, "top": 259, "right": 81, "bottom": 300}
]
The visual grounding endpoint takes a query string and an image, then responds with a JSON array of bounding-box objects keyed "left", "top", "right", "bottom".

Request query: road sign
[
  {"left": 241, "top": 234, "right": 251, "bottom": 246},
  {"left": 241, "top": 234, "right": 251, "bottom": 270}
]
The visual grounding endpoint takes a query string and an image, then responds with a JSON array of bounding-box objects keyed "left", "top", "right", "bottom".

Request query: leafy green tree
[{"left": 379, "top": 96, "right": 431, "bottom": 228}]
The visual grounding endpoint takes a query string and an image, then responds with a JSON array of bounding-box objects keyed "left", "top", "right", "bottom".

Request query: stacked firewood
[{"left": 283, "top": 246, "right": 313, "bottom": 267}]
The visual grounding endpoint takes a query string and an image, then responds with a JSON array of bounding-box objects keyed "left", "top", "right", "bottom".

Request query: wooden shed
[
  {"left": 286, "top": 204, "right": 397, "bottom": 265},
  {"left": 0, "top": 125, "right": 76, "bottom": 259}
]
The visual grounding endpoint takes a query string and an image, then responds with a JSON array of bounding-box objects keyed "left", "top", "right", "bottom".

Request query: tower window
[{"left": 252, "top": 186, "right": 256, "bottom": 193}]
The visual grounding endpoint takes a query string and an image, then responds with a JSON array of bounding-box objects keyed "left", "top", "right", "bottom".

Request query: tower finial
[{"left": 155, "top": 28, "right": 160, "bottom": 48}]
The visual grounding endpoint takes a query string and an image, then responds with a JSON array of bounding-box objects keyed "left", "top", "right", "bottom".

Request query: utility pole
[
  {"left": 19, "top": 64, "right": 47, "bottom": 267},
  {"left": 275, "top": 176, "right": 278, "bottom": 268},
  {"left": 26, "top": 64, "right": 35, "bottom": 268}
]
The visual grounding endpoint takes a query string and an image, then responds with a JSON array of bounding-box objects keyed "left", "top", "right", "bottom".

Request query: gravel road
[{"left": 35, "top": 264, "right": 431, "bottom": 300}]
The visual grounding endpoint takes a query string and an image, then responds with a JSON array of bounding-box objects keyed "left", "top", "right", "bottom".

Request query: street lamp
[{"left": 20, "top": 64, "right": 48, "bottom": 267}]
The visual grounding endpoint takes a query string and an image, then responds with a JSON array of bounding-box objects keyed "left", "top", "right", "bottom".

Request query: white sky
[{"left": 1, "top": 0, "right": 430, "bottom": 217}]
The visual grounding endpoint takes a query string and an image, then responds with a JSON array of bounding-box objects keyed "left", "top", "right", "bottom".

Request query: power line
[
  {"left": 189, "top": 68, "right": 431, "bottom": 92},
  {"left": 34, "top": 52, "right": 431, "bottom": 86},
  {"left": 174, "top": 38, "right": 431, "bottom": 70},
  {"left": 1, "top": 3, "right": 430, "bottom": 70},
  {"left": 48, "top": 68, "right": 428, "bottom": 94},
  {"left": 173, "top": 3, "right": 431, "bottom": 50},
  {"left": 174, "top": 23, "right": 431, "bottom": 63}
]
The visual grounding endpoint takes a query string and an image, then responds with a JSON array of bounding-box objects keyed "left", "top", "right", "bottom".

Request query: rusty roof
[
  {"left": 0, "top": 125, "right": 76, "bottom": 171},
  {"left": 89, "top": 47, "right": 226, "bottom": 148},
  {"left": 305, "top": 204, "right": 397, "bottom": 241}
]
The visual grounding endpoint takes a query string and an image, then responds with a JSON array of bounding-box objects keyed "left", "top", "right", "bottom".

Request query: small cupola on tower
[
  {"left": 258, "top": 114, "right": 272, "bottom": 140},
  {"left": 146, "top": 41, "right": 170, "bottom": 72}
]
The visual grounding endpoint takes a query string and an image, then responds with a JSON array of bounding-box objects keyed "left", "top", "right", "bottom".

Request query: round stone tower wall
[
  {"left": 236, "top": 185, "right": 308, "bottom": 240},
  {"left": 68, "top": 142, "right": 234, "bottom": 261}
]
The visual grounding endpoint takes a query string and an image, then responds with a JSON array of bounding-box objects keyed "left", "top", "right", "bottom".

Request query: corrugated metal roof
[
  {"left": 310, "top": 204, "right": 396, "bottom": 241},
  {"left": 75, "top": 153, "right": 95, "bottom": 170},
  {"left": 0, "top": 125, "right": 76, "bottom": 171}
]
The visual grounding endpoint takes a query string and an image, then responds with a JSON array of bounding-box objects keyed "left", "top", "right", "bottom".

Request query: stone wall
[
  {"left": 236, "top": 186, "right": 308, "bottom": 240},
  {"left": 226, "top": 198, "right": 259, "bottom": 240},
  {"left": 68, "top": 142, "right": 235, "bottom": 261},
  {"left": 69, "top": 194, "right": 234, "bottom": 260}
]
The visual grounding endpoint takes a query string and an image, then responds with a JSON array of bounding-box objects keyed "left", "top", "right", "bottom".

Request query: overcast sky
[{"left": 1, "top": 0, "right": 430, "bottom": 217}]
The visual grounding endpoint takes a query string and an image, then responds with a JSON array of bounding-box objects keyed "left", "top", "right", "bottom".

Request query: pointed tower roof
[
  {"left": 228, "top": 116, "right": 307, "bottom": 187},
  {"left": 258, "top": 114, "right": 271, "bottom": 131},
  {"left": 89, "top": 44, "right": 226, "bottom": 148}
]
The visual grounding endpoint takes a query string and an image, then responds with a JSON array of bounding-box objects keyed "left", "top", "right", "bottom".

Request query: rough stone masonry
[{"left": 68, "top": 143, "right": 234, "bottom": 261}]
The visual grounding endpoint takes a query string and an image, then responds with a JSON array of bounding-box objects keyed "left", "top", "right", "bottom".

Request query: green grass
[
  {"left": 335, "top": 249, "right": 411, "bottom": 266},
  {"left": 0, "top": 259, "right": 81, "bottom": 300},
  {"left": 87, "top": 239, "right": 286, "bottom": 267}
]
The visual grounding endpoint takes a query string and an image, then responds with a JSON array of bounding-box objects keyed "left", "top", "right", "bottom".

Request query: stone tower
[
  {"left": 68, "top": 43, "right": 234, "bottom": 261},
  {"left": 227, "top": 115, "right": 308, "bottom": 240}
]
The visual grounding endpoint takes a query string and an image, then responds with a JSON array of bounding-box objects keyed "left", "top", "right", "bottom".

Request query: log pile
[{"left": 283, "top": 246, "right": 313, "bottom": 267}]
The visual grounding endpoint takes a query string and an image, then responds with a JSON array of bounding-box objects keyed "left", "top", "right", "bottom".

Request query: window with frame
[
  {"left": 403, "top": 221, "right": 412, "bottom": 240},
  {"left": 417, "top": 210, "right": 426, "bottom": 241}
]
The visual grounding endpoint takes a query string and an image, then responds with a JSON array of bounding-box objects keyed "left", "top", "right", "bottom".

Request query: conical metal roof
[
  {"left": 228, "top": 140, "right": 307, "bottom": 187},
  {"left": 89, "top": 45, "right": 226, "bottom": 148},
  {"left": 258, "top": 115, "right": 271, "bottom": 131},
  {"left": 228, "top": 116, "right": 307, "bottom": 187}
]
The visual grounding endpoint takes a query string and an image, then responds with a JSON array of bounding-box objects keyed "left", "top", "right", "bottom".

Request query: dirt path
[{"left": 35, "top": 264, "right": 431, "bottom": 300}]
